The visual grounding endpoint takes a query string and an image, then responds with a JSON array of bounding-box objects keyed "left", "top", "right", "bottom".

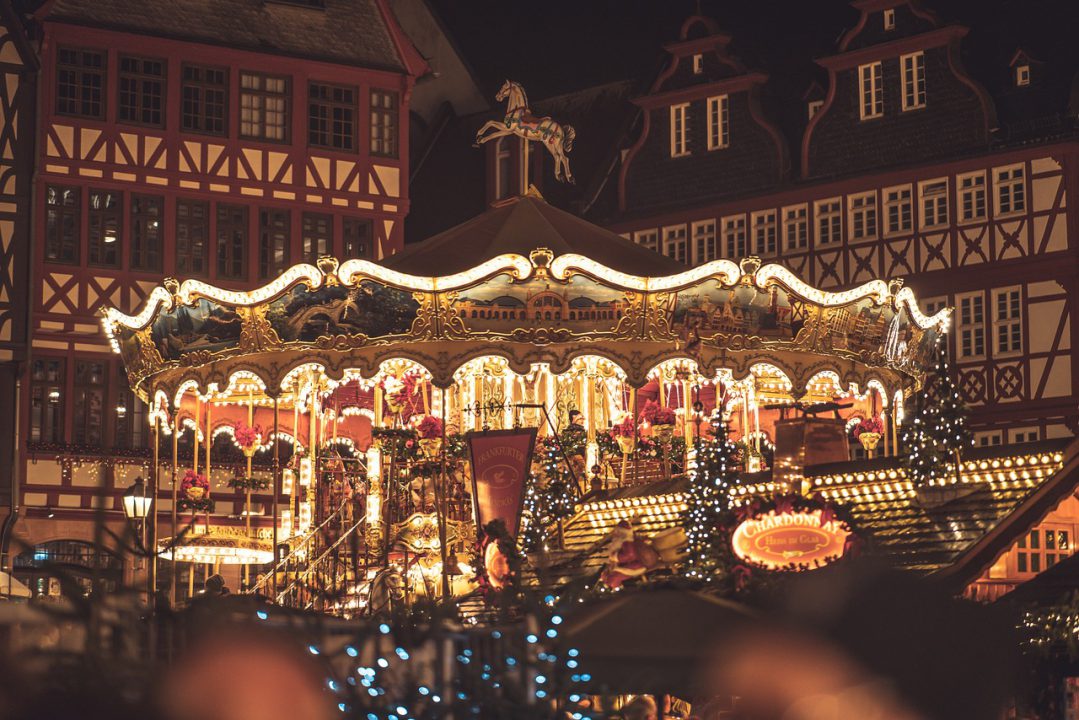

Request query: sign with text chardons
[
  {"left": 467, "top": 428, "right": 538, "bottom": 539},
  {"left": 731, "top": 508, "right": 850, "bottom": 570}
]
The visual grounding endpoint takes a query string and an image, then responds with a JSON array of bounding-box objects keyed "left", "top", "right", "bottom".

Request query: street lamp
[{"left": 123, "top": 477, "right": 152, "bottom": 522}]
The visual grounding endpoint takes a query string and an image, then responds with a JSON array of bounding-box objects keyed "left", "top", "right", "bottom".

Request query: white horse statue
[{"left": 475, "top": 80, "right": 576, "bottom": 184}]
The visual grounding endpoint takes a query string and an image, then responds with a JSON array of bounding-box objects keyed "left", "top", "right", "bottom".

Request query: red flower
[
  {"left": 638, "top": 400, "right": 676, "bottom": 426},
  {"left": 851, "top": 415, "right": 885, "bottom": 439},
  {"left": 234, "top": 421, "right": 262, "bottom": 450},
  {"left": 414, "top": 415, "right": 444, "bottom": 440}
]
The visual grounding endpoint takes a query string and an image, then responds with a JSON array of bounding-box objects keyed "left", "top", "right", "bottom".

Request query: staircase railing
[
  {"left": 248, "top": 500, "right": 356, "bottom": 599},
  {"left": 275, "top": 514, "right": 367, "bottom": 612}
]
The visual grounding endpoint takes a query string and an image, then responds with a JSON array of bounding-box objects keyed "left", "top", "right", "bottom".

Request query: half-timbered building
[{"left": 0, "top": 0, "right": 427, "bottom": 585}]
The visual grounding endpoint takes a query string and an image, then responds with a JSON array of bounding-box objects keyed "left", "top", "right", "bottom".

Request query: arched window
[{"left": 13, "top": 540, "right": 123, "bottom": 599}]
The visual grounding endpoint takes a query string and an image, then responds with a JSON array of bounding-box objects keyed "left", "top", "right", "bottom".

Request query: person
[
  {"left": 622, "top": 695, "right": 658, "bottom": 720},
  {"left": 199, "top": 573, "right": 229, "bottom": 598},
  {"left": 567, "top": 409, "right": 586, "bottom": 432}
]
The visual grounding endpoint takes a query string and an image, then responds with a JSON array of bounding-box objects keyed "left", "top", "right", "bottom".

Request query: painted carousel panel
[{"left": 264, "top": 280, "right": 420, "bottom": 343}]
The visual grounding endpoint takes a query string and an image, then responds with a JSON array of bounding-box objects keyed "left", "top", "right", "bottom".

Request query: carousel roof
[{"left": 382, "top": 194, "right": 686, "bottom": 276}]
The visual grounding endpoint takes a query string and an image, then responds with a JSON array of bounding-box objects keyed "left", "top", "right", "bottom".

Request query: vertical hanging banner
[{"left": 467, "top": 428, "right": 538, "bottom": 539}]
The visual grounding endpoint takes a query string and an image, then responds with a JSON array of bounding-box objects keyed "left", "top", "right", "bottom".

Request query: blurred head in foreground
[
  {"left": 699, "top": 560, "right": 1015, "bottom": 720},
  {"left": 157, "top": 624, "right": 333, "bottom": 720}
]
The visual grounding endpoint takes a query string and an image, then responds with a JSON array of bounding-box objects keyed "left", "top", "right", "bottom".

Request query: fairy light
[{"left": 683, "top": 410, "right": 739, "bottom": 582}]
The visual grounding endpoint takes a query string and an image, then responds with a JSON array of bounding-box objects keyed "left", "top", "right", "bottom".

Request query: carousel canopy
[
  {"left": 101, "top": 196, "right": 949, "bottom": 404},
  {"left": 383, "top": 194, "right": 686, "bottom": 276}
]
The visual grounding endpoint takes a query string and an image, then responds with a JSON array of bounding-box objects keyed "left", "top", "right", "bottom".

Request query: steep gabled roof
[
  {"left": 383, "top": 194, "right": 686, "bottom": 277},
  {"left": 43, "top": 0, "right": 413, "bottom": 73}
]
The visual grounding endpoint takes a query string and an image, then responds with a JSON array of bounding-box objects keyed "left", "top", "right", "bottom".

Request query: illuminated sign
[{"left": 731, "top": 509, "right": 850, "bottom": 570}]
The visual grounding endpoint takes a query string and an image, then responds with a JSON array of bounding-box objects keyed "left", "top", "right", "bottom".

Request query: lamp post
[{"left": 123, "top": 477, "right": 152, "bottom": 572}]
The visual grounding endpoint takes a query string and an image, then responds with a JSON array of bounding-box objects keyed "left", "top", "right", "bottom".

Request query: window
[
  {"left": 1017, "top": 526, "right": 1072, "bottom": 574},
  {"left": 240, "top": 72, "right": 289, "bottom": 141},
  {"left": 849, "top": 192, "right": 878, "bottom": 241},
  {"left": 884, "top": 186, "right": 912, "bottom": 235},
  {"left": 662, "top": 225, "right": 688, "bottom": 264},
  {"left": 494, "top": 137, "right": 513, "bottom": 200},
  {"left": 959, "top": 172, "right": 986, "bottom": 222},
  {"left": 883, "top": 8, "right": 895, "bottom": 29},
  {"left": 670, "top": 103, "right": 689, "bottom": 157},
  {"left": 957, "top": 293, "right": 985, "bottom": 358},
  {"left": 73, "top": 360, "right": 105, "bottom": 447},
  {"left": 1012, "top": 429, "right": 1039, "bottom": 444},
  {"left": 56, "top": 47, "right": 104, "bottom": 118},
  {"left": 995, "top": 165, "right": 1026, "bottom": 216},
  {"left": 921, "top": 296, "right": 947, "bottom": 318},
  {"left": 87, "top": 190, "right": 121, "bottom": 267},
  {"left": 370, "top": 89, "right": 399, "bottom": 157},
  {"left": 783, "top": 205, "right": 808, "bottom": 250},
  {"left": 130, "top": 195, "right": 163, "bottom": 271},
  {"left": 692, "top": 54, "right": 703, "bottom": 74},
  {"left": 919, "top": 180, "right": 948, "bottom": 229},
  {"left": 30, "top": 358, "right": 65, "bottom": 444},
  {"left": 692, "top": 220, "right": 717, "bottom": 264},
  {"left": 634, "top": 229, "right": 658, "bottom": 252},
  {"left": 308, "top": 82, "right": 356, "bottom": 151},
  {"left": 216, "top": 204, "right": 248, "bottom": 280},
  {"left": 722, "top": 216, "right": 747, "bottom": 258},
  {"left": 259, "top": 208, "right": 290, "bottom": 280},
  {"left": 176, "top": 200, "right": 209, "bottom": 276},
  {"left": 993, "top": 287, "right": 1022, "bottom": 355},
  {"left": 815, "top": 199, "right": 842, "bottom": 246},
  {"left": 118, "top": 56, "right": 165, "bottom": 127},
  {"left": 343, "top": 218, "right": 373, "bottom": 259},
  {"left": 858, "top": 62, "right": 883, "bottom": 119},
  {"left": 901, "top": 52, "right": 926, "bottom": 110},
  {"left": 807, "top": 100, "right": 823, "bottom": 121},
  {"left": 752, "top": 211, "right": 777, "bottom": 256},
  {"left": 45, "top": 185, "right": 80, "bottom": 264},
  {"left": 181, "top": 65, "right": 227, "bottom": 135},
  {"left": 302, "top": 212, "right": 332, "bottom": 263},
  {"left": 975, "top": 431, "right": 1003, "bottom": 448},
  {"left": 114, "top": 365, "right": 146, "bottom": 450},
  {"left": 1016, "top": 65, "right": 1030, "bottom": 87},
  {"left": 707, "top": 95, "right": 729, "bottom": 150}
]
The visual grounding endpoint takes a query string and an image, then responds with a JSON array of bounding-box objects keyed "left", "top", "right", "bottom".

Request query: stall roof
[
  {"left": 382, "top": 193, "right": 687, "bottom": 277},
  {"left": 540, "top": 439, "right": 1078, "bottom": 589}
]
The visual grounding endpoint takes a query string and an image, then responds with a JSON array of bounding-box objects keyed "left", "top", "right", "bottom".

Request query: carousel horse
[
  {"left": 367, "top": 566, "right": 405, "bottom": 615},
  {"left": 474, "top": 80, "right": 576, "bottom": 184}
]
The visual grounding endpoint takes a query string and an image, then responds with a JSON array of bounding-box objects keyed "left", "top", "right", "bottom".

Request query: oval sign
[{"left": 731, "top": 509, "right": 850, "bottom": 571}]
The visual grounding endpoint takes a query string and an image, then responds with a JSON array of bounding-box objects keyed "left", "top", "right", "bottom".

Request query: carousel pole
[
  {"left": 435, "top": 386, "right": 450, "bottom": 599},
  {"left": 180, "top": 395, "right": 197, "bottom": 605},
  {"left": 629, "top": 385, "right": 639, "bottom": 486},
  {"left": 149, "top": 412, "right": 160, "bottom": 609},
  {"left": 272, "top": 395, "right": 280, "bottom": 598},
  {"left": 169, "top": 403, "right": 179, "bottom": 603},
  {"left": 244, "top": 387, "right": 254, "bottom": 590},
  {"left": 204, "top": 399, "right": 212, "bottom": 534}
]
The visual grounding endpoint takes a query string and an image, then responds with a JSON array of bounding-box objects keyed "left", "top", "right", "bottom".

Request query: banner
[{"left": 467, "top": 428, "right": 537, "bottom": 539}]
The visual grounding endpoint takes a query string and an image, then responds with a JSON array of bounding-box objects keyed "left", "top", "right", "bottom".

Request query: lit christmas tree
[
  {"left": 683, "top": 410, "right": 739, "bottom": 582},
  {"left": 520, "top": 434, "right": 578, "bottom": 553},
  {"left": 901, "top": 334, "right": 972, "bottom": 485}
]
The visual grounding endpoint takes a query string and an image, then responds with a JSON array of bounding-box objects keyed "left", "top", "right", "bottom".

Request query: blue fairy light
[
  {"left": 379, "top": 623, "right": 391, "bottom": 634},
  {"left": 346, "top": 646, "right": 359, "bottom": 657},
  {"left": 255, "top": 610, "right": 268, "bottom": 620}
]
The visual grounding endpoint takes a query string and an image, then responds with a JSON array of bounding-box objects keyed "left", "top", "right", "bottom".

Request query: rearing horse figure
[{"left": 475, "top": 80, "right": 576, "bottom": 184}]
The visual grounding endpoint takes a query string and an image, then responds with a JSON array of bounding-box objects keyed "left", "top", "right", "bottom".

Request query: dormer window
[
  {"left": 692, "top": 54, "right": 703, "bottom": 75},
  {"left": 670, "top": 103, "right": 689, "bottom": 157},
  {"left": 1016, "top": 64, "right": 1031, "bottom": 86},
  {"left": 883, "top": 8, "right": 895, "bottom": 30},
  {"left": 808, "top": 100, "right": 823, "bottom": 121}
]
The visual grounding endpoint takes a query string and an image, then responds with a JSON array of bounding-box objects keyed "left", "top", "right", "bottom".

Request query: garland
[{"left": 227, "top": 476, "right": 271, "bottom": 492}]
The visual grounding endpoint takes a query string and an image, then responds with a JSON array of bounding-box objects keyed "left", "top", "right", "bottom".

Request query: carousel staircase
[{"left": 248, "top": 501, "right": 369, "bottom": 613}]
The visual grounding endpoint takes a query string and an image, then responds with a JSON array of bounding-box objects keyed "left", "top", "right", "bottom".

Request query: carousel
[{"left": 100, "top": 193, "right": 948, "bottom": 611}]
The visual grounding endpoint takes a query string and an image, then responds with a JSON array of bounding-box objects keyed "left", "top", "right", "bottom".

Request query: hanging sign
[
  {"left": 467, "top": 428, "right": 537, "bottom": 539},
  {"left": 731, "top": 509, "right": 850, "bottom": 570}
]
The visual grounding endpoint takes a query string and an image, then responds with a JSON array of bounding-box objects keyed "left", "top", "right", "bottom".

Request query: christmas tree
[
  {"left": 901, "top": 334, "right": 972, "bottom": 485},
  {"left": 683, "top": 410, "right": 739, "bottom": 582},
  {"left": 519, "top": 434, "right": 578, "bottom": 553}
]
